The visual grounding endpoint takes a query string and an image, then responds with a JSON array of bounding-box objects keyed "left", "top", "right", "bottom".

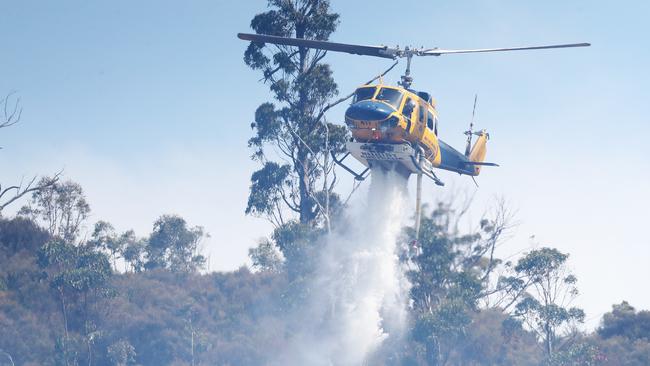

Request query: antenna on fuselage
[{"left": 464, "top": 94, "right": 478, "bottom": 157}]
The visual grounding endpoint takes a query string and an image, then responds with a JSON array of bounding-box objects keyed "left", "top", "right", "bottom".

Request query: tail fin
[{"left": 468, "top": 130, "right": 489, "bottom": 175}]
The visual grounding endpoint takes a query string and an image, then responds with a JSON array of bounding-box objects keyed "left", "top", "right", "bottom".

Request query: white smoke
[{"left": 275, "top": 171, "right": 411, "bottom": 365}]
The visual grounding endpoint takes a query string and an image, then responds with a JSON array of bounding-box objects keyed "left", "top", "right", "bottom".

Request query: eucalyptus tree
[
  {"left": 241, "top": 0, "right": 348, "bottom": 227},
  {"left": 512, "top": 247, "right": 585, "bottom": 358},
  {"left": 38, "top": 239, "right": 113, "bottom": 366},
  {"left": 248, "top": 238, "right": 283, "bottom": 273},
  {"left": 144, "top": 215, "right": 206, "bottom": 273},
  {"left": 19, "top": 179, "right": 90, "bottom": 243},
  {"left": 405, "top": 199, "right": 513, "bottom": 364}
]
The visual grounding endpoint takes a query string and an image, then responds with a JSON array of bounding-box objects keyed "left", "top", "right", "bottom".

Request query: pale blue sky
[{"left": 1, "top": 0, "right": 648, "bottom": 328}]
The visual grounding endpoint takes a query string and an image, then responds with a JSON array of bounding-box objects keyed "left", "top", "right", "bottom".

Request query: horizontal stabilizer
[{"left": 464, "top": 161, "right": 500, "bottom": 167}]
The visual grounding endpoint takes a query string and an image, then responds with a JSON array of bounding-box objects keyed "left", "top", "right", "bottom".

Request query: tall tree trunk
[
  {"left": 322, "top": 122, "right": 331, "bottom": 232},
  {"left": 545, "top": 323, "right": 553, "bottom": 358},
  {"left": 191, "top": 329, "right": 195, "bottom": 366},
  {"left": 296, "top": 22, "right": 315, "bottom": 225},
  {"left": 59, "top": 287, "right": 70, "bottom": 366},
  {"left": 297, "top": 148, "right": 314, "bottom": 224}
]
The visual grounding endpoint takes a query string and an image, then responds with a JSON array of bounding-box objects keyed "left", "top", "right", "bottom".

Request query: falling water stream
[{"left": 275, "top": 171, "right": 411, "bottom": 365}]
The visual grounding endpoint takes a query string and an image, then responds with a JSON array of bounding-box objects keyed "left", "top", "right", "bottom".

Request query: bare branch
[
  {"left": 0, "top": 171, "right": 62, "bottom": 213},
  {"left": 280, "top": 190, "right": 300, "bottom": 213},
  {"left": 0, "top": 92, "right": 22, "bottom": 130}
]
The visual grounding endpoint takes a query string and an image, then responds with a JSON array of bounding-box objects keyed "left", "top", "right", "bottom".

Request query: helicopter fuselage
[{"left": 344, "top": 84, "right": 488, "bottom": 177}]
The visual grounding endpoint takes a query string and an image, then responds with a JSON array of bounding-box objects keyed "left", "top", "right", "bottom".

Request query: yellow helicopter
[
  {"left": 238, "top": 33, "right": 589, "bottom": 184},
  {"left": 237, "top": 33, "right": 589, "bottom": 236}
]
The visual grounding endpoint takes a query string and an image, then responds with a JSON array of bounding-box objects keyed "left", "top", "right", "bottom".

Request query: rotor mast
[{"left": 399, "top": 49, "right": 415, "bottom": 89}]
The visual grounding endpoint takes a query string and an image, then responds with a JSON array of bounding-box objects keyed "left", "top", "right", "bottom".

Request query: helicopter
[{"left": 237, "top": 32, "right": 590, "bottom": 237}]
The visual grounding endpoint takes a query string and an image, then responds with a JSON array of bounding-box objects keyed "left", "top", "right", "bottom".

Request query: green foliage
[
  {"left": 0, "top": 217, "right": 56, "bottom": 365},
  {"left": 19, "top": 179, "right": 90, "bottom": 242},
  {"left": 88, "top": 221, "right": 126, "bottom": 270},
  {"left": 144, "top": 215, "right": 206, "bottom": 273},
  {"left": 515, "top": 298, "right": 585, "bottom": 330},
  {"left": 120, "top": 231, "right": 146, "bottom": 273},
  {"left": 591, "top": 336, "right": 650, "bottom": 366},
  {"left": 40, "top": 241, "right": 112, "bottom": 297},
  {"left": 245, "top": 161, "right": 291, "bottom": 218},
  {"left": 0, "top": 216, "right": 49, "bottom": 255},
  {"left": 243, "top": 0, "right": 347, "bottom": 225},
  {"left": 598, "top": 301, "right": 650, "bottom": 341},
  {"left": 2, "top": 214, "right": 650, "bottom": 365},
  {"left": 96, "top": 268, "right": 288, "bottom": 365},
  {"left": 546, "top": 340, "right": 603, "bottom": 366},
  {"left": 249, "top": 238, "right": 283, "bottom": 273},
  {"left": 247, "top": 220, "right": 324, "bottom": 312},
  {"left": 1, "top": 215, "right": 292, "bottom": 365},
  {"left": 514, "top": 247, "right": 569, "bottom": 282},
  {"left": 451, "top": 309, "right": 542, "bottom": 366},
  {"left": 38, "top": 237, "right": 114, "bottom": 357},
  {"left": 271, "top": 220, "right": 322, "bottom": 280},
  {"left": 511, "top": 247, "right": 584, "bottom": 359},
  {"left": 403, "top": 201, "right": 513, "bottom": 364}
]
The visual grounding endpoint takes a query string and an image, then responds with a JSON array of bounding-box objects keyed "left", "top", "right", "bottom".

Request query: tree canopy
[{"left": 242, "top": 0, "right": 347, "bottom": 227}]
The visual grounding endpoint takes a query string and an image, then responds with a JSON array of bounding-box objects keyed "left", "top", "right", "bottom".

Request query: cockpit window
[
  {"left": 375, "top": 88, "right": 404, "bottom": 109},
  {"left": 353, "top": 87, "right": 376, "bottom": 103},
  {"left": 427, "top": 111, "right": 435, "bottom": 130}
]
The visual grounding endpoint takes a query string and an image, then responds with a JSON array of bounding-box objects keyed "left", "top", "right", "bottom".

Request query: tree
[
  {"left": 249, "top": 238, "right": 283, "bottom": 273},
  {"left": 1, "top": 175, "right": 61, "bottom": 215},
  {"left": 242, "top": 0, "right": 348, "bottom": 227},
  {"left": 512, "top": 247, "right": 585, "bottom": 359},
  {"left": 404, "top": 199, "right": 513, "bottom": 365},
  {"left": 144, "top": 215, "right": 206, "bottom": 273},
  {"left": 546, "top": 339, "right": 603, "bottom": 366},
  {"left": 19, "top": 179, "right": 90, "bottom": 242},
  {"left": 88, "top": 221, "right": 119, "bottom": 269},
  {"left": 441, "top": 308, "right": 542, "bottom": 366},
  {"left": 120, "top": 231, "right": 146, "bottom": 273},
  {"left": 598, "top": 301, "right": 650, "bottom": 341},
  {"left": 592, "top": 311, "right": 650, "bottom": 366},
  {"left": 270, "top": 220, "right": 322, "bottom": 281},
  {"left": 88, "top": 221, "right": 138, "bottom": 272},
  {"left": 0, "top": 216, "right": 50, "bottom": 256},
  {"left": 38, "top": 240, "right": 113, "bottom": 366}
]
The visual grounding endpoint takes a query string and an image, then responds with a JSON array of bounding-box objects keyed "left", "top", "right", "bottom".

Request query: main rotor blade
[
  {"left": 422, "top": 42, "right": 590, "bottom": 56},
  {"left": 237, "top": 33, "right": 398, "bottom": 59}
]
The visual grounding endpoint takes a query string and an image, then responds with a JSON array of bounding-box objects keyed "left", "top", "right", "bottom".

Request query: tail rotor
[{"left": 464, "top": 94, "right": 478, "bottom": 157}]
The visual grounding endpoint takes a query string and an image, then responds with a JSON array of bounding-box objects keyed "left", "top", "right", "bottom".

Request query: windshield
[
  {"left": 375, "top": 88, "right": 404, "bottom": 109},
  {"left": 353, "top": 87, "right": 376, "bottom": 103}
]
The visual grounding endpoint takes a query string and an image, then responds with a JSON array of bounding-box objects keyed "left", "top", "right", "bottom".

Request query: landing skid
[
  {"left": 410, "top": 154, "right": 444, "bottom": 186},
  {"left": 332, "top": 141, "right": 445, "bottom": 185},
  {"left": 330, "top": 151, "right": 370, "bottom": 181}
]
